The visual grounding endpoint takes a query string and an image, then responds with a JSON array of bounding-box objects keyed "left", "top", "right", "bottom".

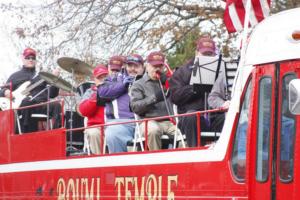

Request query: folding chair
[
  {"left": 130, "top": 104, "right": 186, "bottom": 151},
  {"left": 171, "top": 104, "right": 186, "bottom": 149},
  {"left": 16, "top": 112, "right": 53, "bottom": 134},
  {"left": 132, "top": 114, "right": 145, "bottom": 152},
  {"left": 31, "top": 113, "right": 53, "bottom": 130}
]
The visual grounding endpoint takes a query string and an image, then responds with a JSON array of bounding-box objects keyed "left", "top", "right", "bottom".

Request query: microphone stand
[
  {"left": 66, "top": 69, "right": 78, "bottom": 155},
  {"left": 159, "top": 64, "right": 185, "bottom": 148},
  {"left": 46, "top": 84, "right": 50, "bottom": 130},
  {"left": 157, "top": 76, "right": 175, "bottom": 125}
]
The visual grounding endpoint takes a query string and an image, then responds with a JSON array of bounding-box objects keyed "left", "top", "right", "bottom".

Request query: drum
[
  {"left": 76, "top": 81, "right": 95, "bottom": 96},
  {"left": 65, "top": 111, "right": 84, "bottom": 148}
]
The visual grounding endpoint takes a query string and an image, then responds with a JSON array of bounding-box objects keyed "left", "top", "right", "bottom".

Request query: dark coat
[{"left": 169, "top": 58, "right": 205, "bottom": 114}]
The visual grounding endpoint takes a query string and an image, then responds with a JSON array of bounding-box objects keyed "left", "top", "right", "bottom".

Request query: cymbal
[
  {"left": 57, "top": 57, "right": 93, "bottom": 76},
  {"left": 39, "top": 72, "right": 75, "bottom": 93}
]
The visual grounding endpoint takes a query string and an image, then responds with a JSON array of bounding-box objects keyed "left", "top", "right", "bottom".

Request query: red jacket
[{"left": 78, "top": 87, "right": 105, "bottom": 127}]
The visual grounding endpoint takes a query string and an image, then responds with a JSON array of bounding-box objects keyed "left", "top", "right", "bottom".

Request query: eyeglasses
[
  {"left": 25, "top": 56, "right": 36, "bottom": 61},
  {"left": 127, "top": 63, "right": 142, "bottom": 68}
]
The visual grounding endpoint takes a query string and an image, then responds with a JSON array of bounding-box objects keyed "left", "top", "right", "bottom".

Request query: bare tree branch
[{"left": 3, "top": 0, "right": 294, "bottom": 66}]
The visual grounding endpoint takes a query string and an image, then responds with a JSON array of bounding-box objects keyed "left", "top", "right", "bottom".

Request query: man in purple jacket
[{"left": 98, "top": 54, "right": 145, "bottom": 153}]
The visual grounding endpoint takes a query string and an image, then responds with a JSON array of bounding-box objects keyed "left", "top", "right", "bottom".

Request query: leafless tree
[
  {"left": 0, "top": 1, "right": 226, "bottom": 64},
  {"left": 0, "top": 0, "right": 298, "bottom": 68}
]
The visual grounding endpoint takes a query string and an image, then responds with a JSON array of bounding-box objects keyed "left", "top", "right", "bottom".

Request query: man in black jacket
[
  {"left": 169, "top": 36, "right": 218, "bottom": 147},
  {"left": 1, "top": 48, "right": 59, "bottom": 133}
]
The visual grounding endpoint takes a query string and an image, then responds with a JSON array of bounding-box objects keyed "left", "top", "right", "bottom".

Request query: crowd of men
[{"left": 0, "top": 35, "right": 230, "bottom": 154}]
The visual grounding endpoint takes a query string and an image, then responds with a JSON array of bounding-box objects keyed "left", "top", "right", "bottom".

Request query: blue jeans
[{"left": 105, "top": 119, "right": 135, "bottom": 153}]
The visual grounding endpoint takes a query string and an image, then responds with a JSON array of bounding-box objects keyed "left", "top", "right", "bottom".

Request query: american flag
[{"left": 223, "top": 0, "right": 271, "bottom": 33}]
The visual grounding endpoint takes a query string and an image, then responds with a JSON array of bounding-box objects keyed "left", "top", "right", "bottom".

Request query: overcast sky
[
  {"left": 0, "top": 0, "right": 229, "bottom": 84},
  {"left": 0, "top": 11, "right": 19, "bottom": 83},
  {"left": 0, "top": 0, "right": 46, "bottom": 84}
]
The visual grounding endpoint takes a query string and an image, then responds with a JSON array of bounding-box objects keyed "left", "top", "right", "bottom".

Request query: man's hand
[
  {"left": 155, "top": 71, "right": 168, "bottom": 85},
  {"left": 123, "top": 76, "right": 134, "bottom": 88},
  {"left": 4, "top": 89, "right": 12, "bottom": 98},
  {"left": 221, "top": 100, "right": 230, "bottom": 109}
]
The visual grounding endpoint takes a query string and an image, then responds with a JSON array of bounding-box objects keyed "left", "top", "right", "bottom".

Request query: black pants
[
  {"left": 18, "top": 98, "right": 39, "bottom": 133},
  {"left": 178, "top": 110, "right": 210, "bottom": 147},
  {"left": 209, "top": 112, "right": 225, "bottom": 132},
  {"left": 178, "top": 110, "right": 225, "bottom": 147},
  {"left": 48, "top": 102, "right": 62, "bottom": 129},
  {"left": 18, "top": 98, "right": 62, "bottom": 133}
]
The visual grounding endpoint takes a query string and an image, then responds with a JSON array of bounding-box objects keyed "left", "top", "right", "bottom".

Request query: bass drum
[{"left": 76, "top": 81, "right": 95, "bottom": 96}]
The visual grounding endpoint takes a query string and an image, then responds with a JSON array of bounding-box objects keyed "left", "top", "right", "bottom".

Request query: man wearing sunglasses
[{"left": 0, "top": 47, "right": 59, "bottom": 133}]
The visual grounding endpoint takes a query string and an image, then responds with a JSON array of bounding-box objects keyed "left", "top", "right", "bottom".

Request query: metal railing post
[
  {"left": 196, "top": 112, "right": 201, "bottom": 147},
  {"left": 145, "top": 120, "right": 148, "bottom": 151}
]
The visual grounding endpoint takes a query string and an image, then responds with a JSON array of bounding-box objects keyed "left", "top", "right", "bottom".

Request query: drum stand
[{"left": 66, "top": 69, "right": 80, "bottom": 155}]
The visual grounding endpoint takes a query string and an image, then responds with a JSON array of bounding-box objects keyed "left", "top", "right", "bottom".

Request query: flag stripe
[
  {"left": 224, "top": 6, "right": 236, "bottom": 32},
  {"left": 260, "top": 0, "right": 271, "bottom": 18},
  {"left": 242, "top": 0, "right": 259, "bottom": 27},
  {"left": 252, "top": 0, "right": 264, "bottom": 21},
  {"left": 224, "top": 0, "right": 270, "bottom": 33},
  {"left": 228, "top": 4, "right": 243, "bottom": 32}
]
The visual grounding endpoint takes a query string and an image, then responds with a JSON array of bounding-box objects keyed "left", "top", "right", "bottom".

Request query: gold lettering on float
[
  {"left": 81, "top": 178, "right": 88, "bottom": 198},
  {"left": 125, "top": 177, "right": 134, "bottom": 200},
  {"left": 56, "top": 177, "right": 100, "bottom": 200},
  {"left": 76, "top": 179, "right": 79, "bottom": 200},
  {"left": 114, "top": 174, "right": 178, "bottom": 200},
  {"left": 66, "top": 179, "right": 75, "bottom": 200},
  {"left": 115, "top": 177, "right": 125, "bottom": 200},
  {"left": 158, "top": 176, "right": 162, "bottom": 200},
  {"left": 167, "top": 175, "right": 178, "bottom": 200},
  {"left": 88, "top": 178, "right": 95, "bottom": 199},
  {"left": 57, "top": 178, "right": 66, "bottom": 200},
  {"left": 146, "top": 174, "right": 157, "bottom": 200},
  {"left": 97, "top": 178, "right": 101, "bottom": 200},
  {"left": 81, "top": 178, "right": 95, "bottom": 199},
  {"left": 134, "top": 177, "right": 145, "bottom": 200}
]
